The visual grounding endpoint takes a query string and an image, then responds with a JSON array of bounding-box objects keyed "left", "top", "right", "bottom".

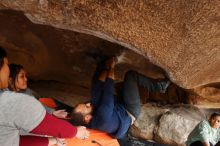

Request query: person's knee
[
  {"left": 126, "top": 105, "right": 140, "bottom": 119},
  {"left": 134, "top": 109, "right": 141, "bottom": 119}
]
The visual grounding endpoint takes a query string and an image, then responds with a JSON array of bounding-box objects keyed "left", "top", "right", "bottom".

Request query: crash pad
[
  {"left": 55, "top": 129, "right": 119, "bottom": 146},
  {"left": 39, "top": 97, "right": 57, "bottom": 109}
]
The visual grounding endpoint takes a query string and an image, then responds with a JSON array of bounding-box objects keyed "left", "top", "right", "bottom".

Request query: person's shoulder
[
  {"left": 199, "top": 120, "right": 209, "bottom": 125},
  {"left": 0, "top": 91, "right": 36, "bottom": 107},
  {"left": 2, "top": 90, "right": 36, "bottom": 101},
  {"left": 1, "top": 90, "right": 19, "bottom": 98},
  {"left": 201, "top": 120, "right": 208, "bottom": 124},
  {"left": 25, "top": 88, "right": 41, "bottom": 99},
  {"left": 198, "top": 120, "right": 211, "bottom": 130}
]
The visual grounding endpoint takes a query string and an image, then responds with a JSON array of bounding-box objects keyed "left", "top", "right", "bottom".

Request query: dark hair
[
  {"left": 69, "top": 112, "right": 86, "bottom": 126},
  {"left": 8, "top": 64, "right": 24, "bottom": 91},
  {"left": 69, "top": 104, "right": 87, "bottom": 126},
  {"left": 210, "top": 112, "right": 220, "bottom": 120},
  {"left": 0, "top": 46, "right": 7, "bottom": 69}
]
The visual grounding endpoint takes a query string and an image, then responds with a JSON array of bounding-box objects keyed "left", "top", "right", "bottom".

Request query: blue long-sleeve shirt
[{"left": 90, "top": 78, "right": 131, "bottom": 138}]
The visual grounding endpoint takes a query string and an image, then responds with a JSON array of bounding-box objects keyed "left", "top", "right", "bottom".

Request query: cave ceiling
[
  {"left": 0, "top": 10, "right": 164, "bottom": 93},
  {"left": 0, "top": 0, "right": 220, "bottom": 90}
]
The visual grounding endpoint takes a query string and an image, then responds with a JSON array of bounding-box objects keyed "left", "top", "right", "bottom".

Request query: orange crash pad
[
  {"left": 58, "top": 129, "right": 119, "bottom": 146},
  {"left": 39, "top": 97, "right": 57, "bottom": 109}
]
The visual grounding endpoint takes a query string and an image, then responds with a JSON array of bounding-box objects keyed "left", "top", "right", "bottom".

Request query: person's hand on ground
[
  {"left": 75, "top": 126, "right": 90, "bottom": 140},
  {"left": 48, "top": 137, "right": 66, "bottom": 146},
  {"left": 52, "top": 109, "right": 68, "bottom": 119},
  {"left": 56, "top": 138, "right": 67, "bottom": 146}
]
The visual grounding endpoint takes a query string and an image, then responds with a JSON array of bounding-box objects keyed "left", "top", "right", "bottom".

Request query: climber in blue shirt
[{"left": 70, "top": 57, "right": 170, "bottom": 139}]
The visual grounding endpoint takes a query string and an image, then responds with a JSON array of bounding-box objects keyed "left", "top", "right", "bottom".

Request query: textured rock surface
[
  {"left": 129, "top": 104, "right": 217, "bottom": 146},
  {"left": 0, "top": 10, "right": 165, "bottom": 90},
  {"left": 129, "top": 104, "right": 169, "bottom": 140},
  {"left": 0, "top": 0, "right": 220, "bottom": 89},
  {"left": 0, "top": 5, "right": 220, "bottom": 107},
  {"left": 0, "top": 2, "right": 220, "bottom": 145},
  {"left": 154, "top": 106, "right": 205, "bottom": 145},
  {"left": 193, "top": 86, "right": 220, "bottom": 103}
]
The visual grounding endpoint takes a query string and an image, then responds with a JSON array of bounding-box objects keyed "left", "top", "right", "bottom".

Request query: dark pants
[
  {"left": 92, "top": 64, "right": 167, "bottom": 146},
  {"left": 121, "top": 70, "right": 166, "bottom": 119},
  {"left": 190, "top": 141, "right": 220, "bottom": 146},
  {"left": 92, "top": 68, "right": 165, "bottom": 119}
]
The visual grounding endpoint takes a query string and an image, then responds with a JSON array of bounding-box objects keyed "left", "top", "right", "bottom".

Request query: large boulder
[
  {"left": 130, "top": 104, "right": 215, "bottom": 146},
  {"left": 154, "top": 106, "right": 205, "bottom": 146},
  {"left": 129, "top": 104, "right": 169, "bottom": 140}
]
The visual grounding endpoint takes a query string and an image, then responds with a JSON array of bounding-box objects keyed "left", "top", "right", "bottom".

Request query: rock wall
[
  {"left": 0, "top": 10, "right": 164, "bottom": 87},
  {"left": 0, "top": 9, "right": 175, "bottom": 102},
  {"left": 0, "top": 0, "right": 220, "bottom": 89},
  {"left": 0, "top": 7, "right": 220, "bottom": 107},
  {"left": 0, "top": 2, "right": 220, "bottom": 145}
]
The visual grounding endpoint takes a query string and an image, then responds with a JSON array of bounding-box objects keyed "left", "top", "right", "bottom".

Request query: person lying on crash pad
[{"left": 70, "top": 56, "right": 170, "bottom": 143}]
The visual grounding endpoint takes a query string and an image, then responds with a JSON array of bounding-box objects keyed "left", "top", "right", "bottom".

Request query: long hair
[
  {"left": 8, "top": 64, "right": 24, "bottom": 91},
  {"left": 0, "top": 46, "right": 7, "bottom": 69}
]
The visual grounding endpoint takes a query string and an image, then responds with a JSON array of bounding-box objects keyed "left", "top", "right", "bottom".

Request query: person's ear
[{"left": 84, "top": 114, "right": 92, "bottom": 123}]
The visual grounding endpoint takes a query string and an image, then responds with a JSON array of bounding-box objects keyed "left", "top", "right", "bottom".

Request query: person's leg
[
  {"left": 122, "top": 70, "right": 170, "bottom": 118},
  {"left": 20, "top": 136, "right": 48, "bottom": 146}
]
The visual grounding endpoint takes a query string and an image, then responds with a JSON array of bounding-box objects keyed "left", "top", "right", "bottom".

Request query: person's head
[
  {"left": 70, "top": 102, "right": 93, "bottom": 126},
  {"left": 8, "top": 64, "right": 27, "bottom": 91},
  {"left": 0, "top": 46, "right": 9, "bottom": 89},
  {"left": 209, "top": 112, "right": 220, "bottom": 129}
]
